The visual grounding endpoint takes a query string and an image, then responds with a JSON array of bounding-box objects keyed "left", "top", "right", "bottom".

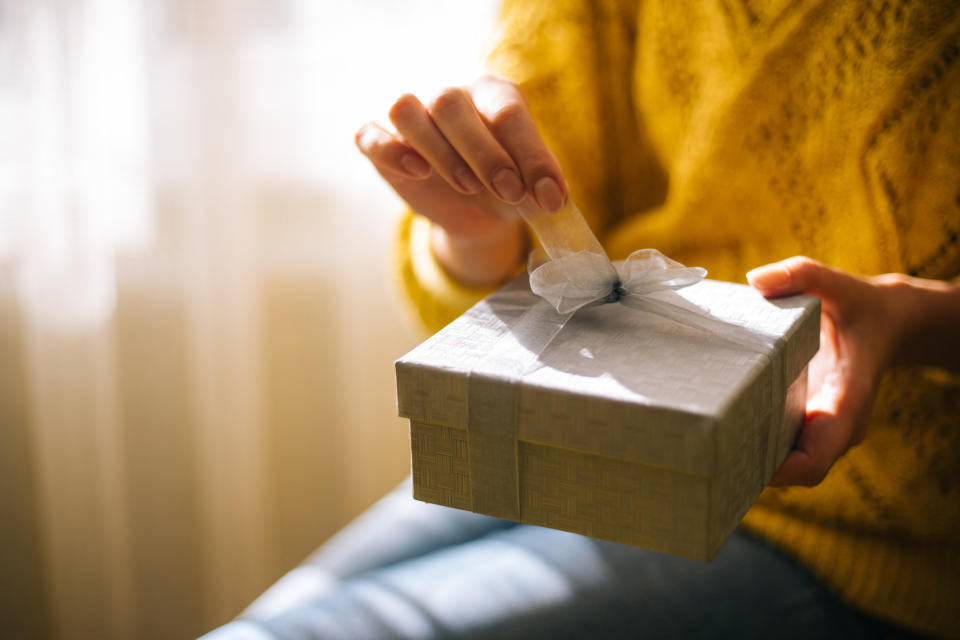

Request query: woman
[{"left": 209, "top": 1, "right": 960, "bottom": 637}]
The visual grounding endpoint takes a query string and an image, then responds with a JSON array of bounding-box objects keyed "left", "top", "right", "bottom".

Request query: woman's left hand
[{"left": 746, "top": 257, "right": 960, "bottom": 487}]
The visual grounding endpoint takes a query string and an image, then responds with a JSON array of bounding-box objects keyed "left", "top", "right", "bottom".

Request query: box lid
[{"left": 397, "top": 275, "right": 819, "bottom": 478}]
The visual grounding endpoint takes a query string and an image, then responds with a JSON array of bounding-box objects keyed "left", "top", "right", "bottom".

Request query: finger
[
  {"left": 769, "top": 411, "right": 851, "bottom": 487},
  {"left": 470, "top": 75, "right": 567, "bottom": 212},
  {"left": 427, "top": 86, "right": 527, "bottom": 204},
  {"left": 355, "top": 122, "right": 432, "bottom": 180},
  {"left": 388, "top": 93, "right": 484, "bottom": 195},
  {"left": 770, "top": 361, "right": 874, "bottom": 487},
  {"left": 746, "top": 256, "right": 860, "bottom": 305}
]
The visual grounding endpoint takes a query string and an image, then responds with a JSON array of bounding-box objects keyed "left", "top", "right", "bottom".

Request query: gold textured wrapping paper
[{"left": 396, "top": 202, "right": 820, "bottom": 560}]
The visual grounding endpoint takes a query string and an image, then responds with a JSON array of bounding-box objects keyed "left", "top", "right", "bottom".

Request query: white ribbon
[
  {"left": 516, "top": 199, "right": 776, "bottom": 352},
  {"left": 526, "top": 247, "right": 775, "bottom": 353}
]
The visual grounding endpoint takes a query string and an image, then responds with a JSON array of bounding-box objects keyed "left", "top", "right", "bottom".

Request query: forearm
[{"left": 878, "top": 274, "right": 960, "bottom": 372}]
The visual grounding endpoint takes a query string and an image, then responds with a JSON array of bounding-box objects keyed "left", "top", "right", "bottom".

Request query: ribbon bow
[{"left": 529, "top": 248, "right": 707, "bottom": 315}]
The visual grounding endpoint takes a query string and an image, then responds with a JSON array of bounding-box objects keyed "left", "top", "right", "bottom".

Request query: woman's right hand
[{"left": 355, "top": 74, "right": 568, "bottom": 287}]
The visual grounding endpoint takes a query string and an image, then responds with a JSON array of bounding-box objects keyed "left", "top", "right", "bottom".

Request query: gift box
[{"left": 396, "top": 260, "right": 819, "bottom": 561}]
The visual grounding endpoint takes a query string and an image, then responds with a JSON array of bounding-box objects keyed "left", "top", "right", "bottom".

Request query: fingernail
[
  {"left": 747, "top": 266, "right": 791, "bottom": 292},
  {"left": 355, "top": 124, "right": 375, "bottom": 151},
  {"left": 454, "top": 166, "right": 483, "bottom": 193},
  {"left": 533, "top": 176, "right": 565, "bottom": 212},
  {"left": 491, "top": 168, "right": 525, "bottom": 203},
  {"left": 400, "top": 154, "right": 431, "bottom": 179}
]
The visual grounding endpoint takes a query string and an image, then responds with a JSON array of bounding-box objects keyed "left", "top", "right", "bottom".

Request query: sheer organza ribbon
[{"left": 519, "top": 200, "right": 776, "bottom": 352}]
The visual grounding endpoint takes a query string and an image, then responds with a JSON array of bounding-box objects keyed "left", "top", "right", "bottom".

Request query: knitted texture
[{"left": 394, "top": 0, "right": 960, "bottom": 636}]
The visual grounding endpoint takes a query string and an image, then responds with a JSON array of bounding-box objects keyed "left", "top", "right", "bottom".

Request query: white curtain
[{"left": 0, "top": 1, "right": 499, "bottom": 638}]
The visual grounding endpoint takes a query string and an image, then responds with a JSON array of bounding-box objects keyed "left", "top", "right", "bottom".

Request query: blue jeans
[{"left": 203, "top": 478, "right": 927, "bottom": 639}]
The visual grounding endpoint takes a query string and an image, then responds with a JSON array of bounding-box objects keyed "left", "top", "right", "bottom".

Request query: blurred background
[{"left": 0, "top": 0, "right": 499, "bottom": 637}]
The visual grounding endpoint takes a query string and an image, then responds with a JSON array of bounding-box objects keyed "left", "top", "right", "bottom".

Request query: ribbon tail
[{"left": 619, "top": 290, "right": 779, "bottom": 354}]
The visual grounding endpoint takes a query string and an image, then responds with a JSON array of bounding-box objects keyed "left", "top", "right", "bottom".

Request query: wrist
[
  {"left": 430, "top": 219, "right": 527, "bottom": 289},
  {"left": 872, "top": 273, "right": 960, "bottom": 371}
]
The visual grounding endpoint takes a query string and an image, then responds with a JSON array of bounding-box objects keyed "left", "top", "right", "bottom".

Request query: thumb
[{"left": 747, "top": 256, "right": 857, "bottom": 303}]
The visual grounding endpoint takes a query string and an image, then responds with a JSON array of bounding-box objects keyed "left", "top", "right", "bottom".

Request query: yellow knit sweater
[{"left": 394, "top": 1, "right": 960, "bottom": 636}]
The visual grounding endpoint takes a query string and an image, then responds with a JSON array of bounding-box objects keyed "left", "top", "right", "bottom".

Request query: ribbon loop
[
  {"left": 619, "top": 249, "right": 707, "bottom": 296},
  {"left": 528, "top": 249, "right": 619, "bottom": 314}
]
